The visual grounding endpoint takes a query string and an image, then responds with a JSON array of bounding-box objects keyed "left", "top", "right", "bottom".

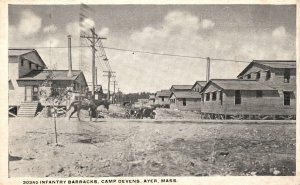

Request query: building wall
[
  {"left": 240, "top": 64, "right": 296, "bottom": 91},
  {"left": 9, "top": 61, "right": 23, "bottom": 106},
  {"left": 192, "top": 84, "right": 203, "bottom": 92},
  {"left": 155, "top": 96, "right": 169, "bottom": 105},
  {"left": 201, "top": 88, "right": 296, "bottom": 115},
  {"left": 170, "top": 98, "right": 201, "bottom": 111}
]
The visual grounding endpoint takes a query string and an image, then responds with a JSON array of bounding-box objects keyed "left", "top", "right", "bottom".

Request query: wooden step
[{"left": 18, "top": 102, "right": 39, "bottom": 117}]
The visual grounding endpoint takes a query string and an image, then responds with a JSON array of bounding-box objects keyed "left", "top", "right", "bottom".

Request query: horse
[{"left": 66, "top": 98, "right": 110, "bottom": 121}]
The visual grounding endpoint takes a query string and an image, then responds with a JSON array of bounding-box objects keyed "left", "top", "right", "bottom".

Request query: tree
[{"left": 38, "top": 70, "right": 71, "bottom": 145}]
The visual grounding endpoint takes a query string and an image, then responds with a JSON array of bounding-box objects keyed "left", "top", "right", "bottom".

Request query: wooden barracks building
[
  {"left": 200, "top": 60, "right": 296, "bottom": 119},
  {"left": 8, "top": 49, "right": 88, "bottom": 117}
]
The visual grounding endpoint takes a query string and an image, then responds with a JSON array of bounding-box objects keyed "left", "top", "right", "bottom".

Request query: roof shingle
[
  {"left": 156, "top": 90, "right": 171, "bottom": 97},
  {"left": 205, "top": 79, "right": 275, "bottom": 91},
  {"left": 8, "top": 49, "right": 36, "bottom": 56},
  {"left": 18, "top": 70, "right": 82, "bottom": 81},
  {"left": 171, "top": 85, "right": 193, "bottom": 91},
  {"left": 171, "top": 91, "right": 202, "bottom": 99}
]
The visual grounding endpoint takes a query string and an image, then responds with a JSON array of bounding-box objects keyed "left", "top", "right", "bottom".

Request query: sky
[{"left": 8, "top": 5, "right": 296, "bottom": 93}]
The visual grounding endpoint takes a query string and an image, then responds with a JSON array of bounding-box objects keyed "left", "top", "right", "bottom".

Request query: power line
[{"left": 9, "top": 45, "right": 251, "bottom": 63}]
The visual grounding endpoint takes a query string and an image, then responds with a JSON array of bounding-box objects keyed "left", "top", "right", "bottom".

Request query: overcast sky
[{"left": 9, "top": 5, "right": 296, "bottom": 93}]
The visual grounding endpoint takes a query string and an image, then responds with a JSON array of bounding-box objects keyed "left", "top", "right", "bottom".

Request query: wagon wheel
[
  {"left": 150, "top": 112, "right": 156, "bottom": 119},
  {"left": 136, "top": 112, "right": 143, "bottom": 119},
  {"left": 125, "top": 112, "right": 131, "bottom": 119}
]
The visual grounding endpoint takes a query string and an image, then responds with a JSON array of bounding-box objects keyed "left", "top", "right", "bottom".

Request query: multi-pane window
[
  {"left": 266, "top": 70, "right": 271, "bottom": 80},
  {"left": 219, "top": 91, "right": 223, "bottom": 105},
  {"left": 283, "top": 91, "right": 291, "bottom": 106},
  {"left": 183, "top": 98, "right": 186, "bottom": 106},
  {"left": 256, "top": 72, "right": 260, "bottom": 80},
  {"left": 284, "top": 69, "right": 290, "bottom": 83},
  {"left": 247, "top": 74, "right": 251, "bottom": 79},
  {"left": 256, "top": 90, "right": 262, "bottom": 98},
  {"left": 235, "top": 90, "right": 241, "bottom": 105},
  {"left": 212, "top": 92, "right": 216, "bottom": 101},
  {"left": 206, "top": 93, "right": 210, "bottom": 101}
]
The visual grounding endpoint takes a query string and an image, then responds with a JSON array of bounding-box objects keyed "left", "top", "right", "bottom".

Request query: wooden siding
[
  {"left": 192, "top": 84, "right": 202, "bottom": 92},
  {"left": 201, "top": 89, "right": 296, "bottom": 115},
  {"left": 155, "top": 97, "right": 170, "bottom": 105},
  {"left": 240, "top": 64, "right": 296, "bottom": 91},
  {"left": 170, "top": 98, "right": 201, "bottom": 111}
]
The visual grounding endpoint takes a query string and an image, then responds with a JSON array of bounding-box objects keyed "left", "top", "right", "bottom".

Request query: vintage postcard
[{"left": 0, "top": 0, "right": 299, "bottom": 185}]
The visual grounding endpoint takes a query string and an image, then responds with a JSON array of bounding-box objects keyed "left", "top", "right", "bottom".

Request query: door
[
  {"left": 25, "top": 86, "right": 32, "bottom": 102},
  {"left": 32, "top": 86, "right": 39, "bottom": 101}
]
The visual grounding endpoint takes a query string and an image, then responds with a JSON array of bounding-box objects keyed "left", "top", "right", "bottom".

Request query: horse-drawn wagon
[{"left": 124, "top": 106, "right": 156, "bottom": 119}]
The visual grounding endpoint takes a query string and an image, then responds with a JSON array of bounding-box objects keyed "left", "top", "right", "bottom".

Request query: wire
[{"left": 9, "top": 45, "right": 251, "bottom": 63}]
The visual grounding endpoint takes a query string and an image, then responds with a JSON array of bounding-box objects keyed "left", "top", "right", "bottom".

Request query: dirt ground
[{"left": 8, "top": 116, "right": 295, "bottom": 177}]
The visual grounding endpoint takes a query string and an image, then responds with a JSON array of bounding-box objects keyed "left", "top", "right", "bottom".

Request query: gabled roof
[
  {"left": 171, "top": 91, "right": 202, "bottom": 99},
  {"left": 8, "top": 48, "right": 47, "bottom": 67},
  {"left": 155, "top": 90, "right": 171, "bottom": 97},
  {"left": 192, "top": 81, "right": 207, "bottom": 89},
  {"left": 170, "top": 85, "right": 193, "bottom": 91},
  {"left": 201, "top": 79, "right": 275, "bottom": 92},
  {"left": 8, "top": 49, "right": 36, "bottom": 56},
  {"left": 18, "top": 70, "right": 85, "bottom": 82},
  {"left": 237, "top": 60, "right": 296, "bottom": 77}
]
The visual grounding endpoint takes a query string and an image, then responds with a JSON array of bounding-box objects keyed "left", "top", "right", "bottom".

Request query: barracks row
[{"left": 152, "top": 60, "right": 296, "bottom": 120}]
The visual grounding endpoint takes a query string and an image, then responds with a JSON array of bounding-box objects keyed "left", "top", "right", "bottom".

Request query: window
[
  {"left": 21, "top": 59, "right": 24, "bottom": 66},
  {"left": 247, "top": 74, "right": 251, "bottom": 79},
  {"left": 284, "top": 69, "right": 290, "bottom": 83},
  {"left": 36, "top": 64, "right": 39, "bottom": 69},
  {"left": 162, "top": 97, "right": 164, "bottom": 102},
  {"left": 29, "top": 62, "right": 32, "bottom": 69},
  {"left": 256, "top": 90, "right": 262, "bottom": 98},
  {"left": 219, "top": 91, "right": 223, "bottom": 105},
  {"left": 206, "top": 93, "right": 210, "bottom": 101},
  {"left": 235, "top": 90, "right": 241, "bottom": 105},
  {"left": 8, "top": 80, "right": 14, "bottom": 90},
  {"left": 212, "top": 92, "right": 216, "bottom": 101},
  {"left": 266, "top": 70, "right": 271, "bottom": 80},
  {"left": 33, "top": 87, "right": 38, "bottom": 92},
  {"left": 283, "top": 91, "right": 291, "bottom": 106},
  {"left": 183, "top": 98, "right": 186, "bottom": 106},
  {"left": 256, "top": 72, "right": 260, "bottom": 80}
]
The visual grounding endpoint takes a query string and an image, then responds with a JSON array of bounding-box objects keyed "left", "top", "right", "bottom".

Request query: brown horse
[{"left": 66, "top": 98, "right": 110, "bottom": 121}]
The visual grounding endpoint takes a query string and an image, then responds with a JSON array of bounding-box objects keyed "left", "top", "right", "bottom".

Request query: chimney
[
  {"left": 67, "top": 35, "right": 73, "bottom": 77},
  {"left": 206, "top": 57, "right": 210, "bottom": 83}
]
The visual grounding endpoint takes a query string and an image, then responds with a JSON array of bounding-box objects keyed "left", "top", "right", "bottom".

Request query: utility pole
[
  {"left": 206, "top": 57, "right": 210, "bottom": 83},
  {"left": 103, "top": 71, "right": 115, "bottom": 101},
  {"left": 80, "top": 28, "right": 106, "bottom": 99},
  {"left": 95, "top": 67, "right": 98, "bottom": 87},
  {"left": 111, "top": 80, "right": 118, "bottom": 104}
]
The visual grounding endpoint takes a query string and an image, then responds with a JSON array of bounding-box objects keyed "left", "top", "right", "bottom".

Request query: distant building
[
  {"left": 154, "top": 90, "right": 171, "bottom": 106},
  {"left": 149, "top": 94, "right": 155, "bottom": 105},
  {"left": 169, "top": 91, "right": 202, "bottom": 111},
  {"left": 191, "top": 81, "right": 207, "bottom": 92},
  {"left": 170, "top": 85, "right": 193, "bottom": 92}
]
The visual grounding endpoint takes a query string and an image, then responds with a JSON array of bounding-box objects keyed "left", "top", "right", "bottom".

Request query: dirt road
[{"left": 8, "top": 117, "right": 295, "bottom": 177}]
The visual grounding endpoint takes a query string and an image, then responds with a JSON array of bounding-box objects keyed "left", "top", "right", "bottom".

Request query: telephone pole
[
  {"left": 80, "top": 28, "right": 106, "bottom": 99},
  {"left": 111, "top": 80, "right": 118, "bottom": 104},
  {"left": 206, "top": 57, "right": 210, "bottom": 83},
  {"left": 103, "top": 71, "right": 115, "bottom": 101}
]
